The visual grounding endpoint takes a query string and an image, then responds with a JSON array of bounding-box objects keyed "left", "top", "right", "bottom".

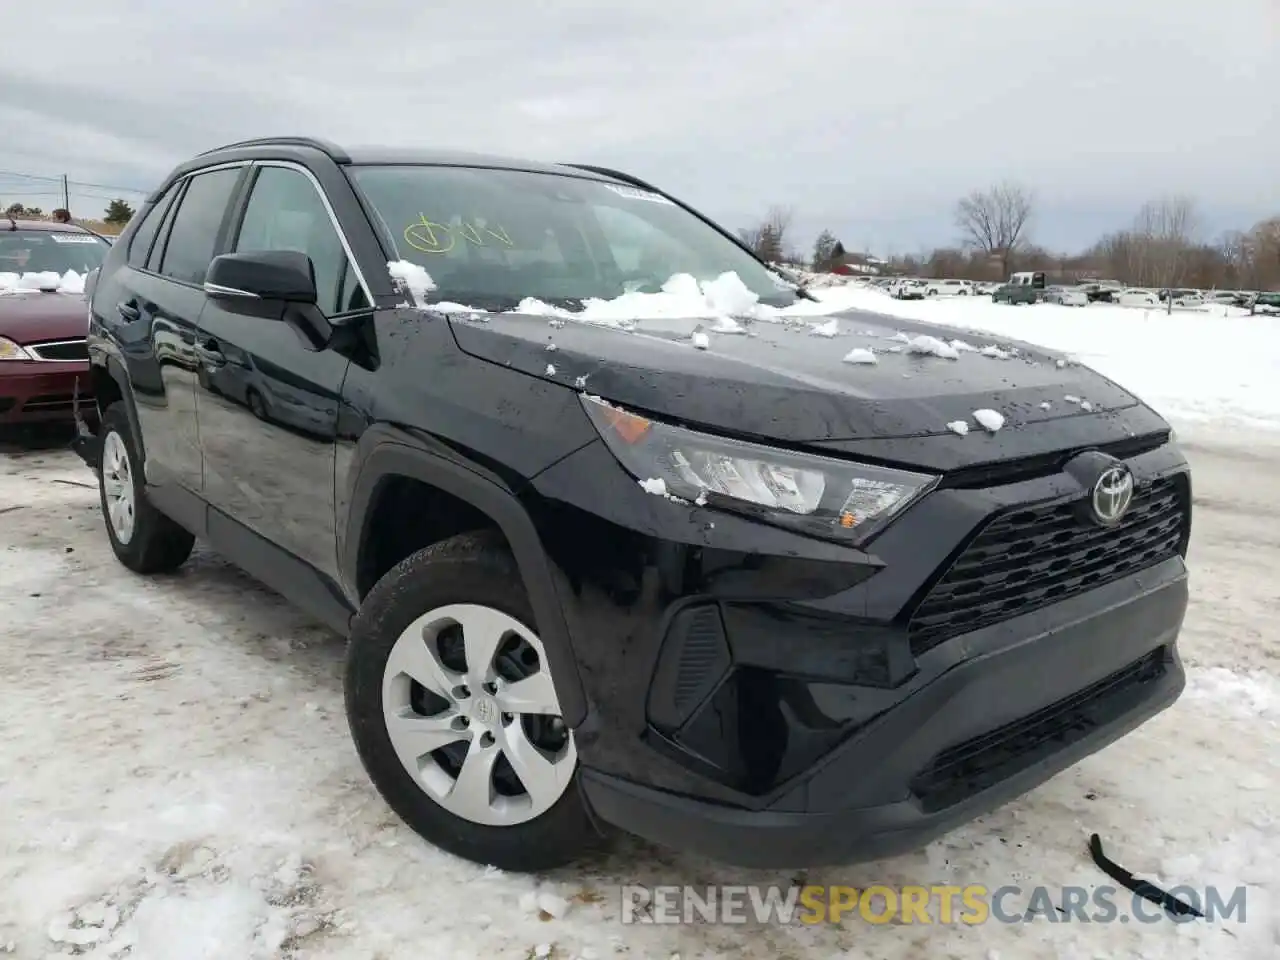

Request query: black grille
[
  {"left": 908, "top": 474, "right": 1188, "bottom": 655},
  {"left": 910, "top": 648, "right": 1167, "bottom": 812},
  {"left": 30, "top": 339, "right": 88, "bottom": 361}
]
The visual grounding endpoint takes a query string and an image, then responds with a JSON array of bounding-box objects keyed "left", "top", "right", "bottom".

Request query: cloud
[{"left": 4, "top": 0, "right": 1276, "bottom": 250}]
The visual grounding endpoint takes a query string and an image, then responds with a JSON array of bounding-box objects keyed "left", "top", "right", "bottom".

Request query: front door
[{"left": 194, "top": 162, "right": 370, "bottom": 580}]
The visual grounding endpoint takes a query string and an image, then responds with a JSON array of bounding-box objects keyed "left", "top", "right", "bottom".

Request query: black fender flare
[
  {"left": 340, "top": 431, "right": 588, "bottom": 727},
  {"left": 97, "top": 353, "right": 148, "bottom": 466}
]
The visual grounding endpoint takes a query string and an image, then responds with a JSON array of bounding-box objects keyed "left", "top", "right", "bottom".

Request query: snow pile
[
  {"left": 387, "top": 260, "right": 436, "bottom": 307},
  {"left": 946, "top": 420, "right": 970, "bottom": 436},
  {"left": 902, "top": 334, "right": 960, "bottom": 360},
  {"left": 805, "top": 283, "right": 1280, "bottom": 430},
  {"left": 429, "top": 301, "right": 487, "bottom": 315},
  {"left": 842, "top": 348, "right": 877, "bottom": 365},
  {"left": 0, "top": 269, "right": 85, "bottom": 295},
  {"left": 973, "top": 408, "right": 1006, "bottom": 432},
  {"left": 810, "top": 319, "right": 840, "bottom": 337},
  {"left": 511, "top": 271, "right": 856, "bottom": 327}
]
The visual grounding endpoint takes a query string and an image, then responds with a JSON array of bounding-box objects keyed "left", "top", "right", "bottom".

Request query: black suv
[{"left": 75, "top": 137, "right": 1191, "bottom": 872}]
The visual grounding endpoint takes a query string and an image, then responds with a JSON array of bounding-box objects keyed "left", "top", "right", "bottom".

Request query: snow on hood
[
  {"left": 527, "top": 271, "right": 864, "bottom": 326},
  {"left": 394, "top": 268, "right": 1105, "bottom": 439},
  {"left": 0, "top": 270, "right": 86, "bottom": 296}
]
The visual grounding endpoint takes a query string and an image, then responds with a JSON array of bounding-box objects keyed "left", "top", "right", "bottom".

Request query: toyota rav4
[{"left": 75, "top": 137, "right": 1191, "bottom": 872}]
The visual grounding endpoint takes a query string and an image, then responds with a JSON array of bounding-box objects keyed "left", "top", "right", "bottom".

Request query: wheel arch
[
  {"left": 341, "top": 432, "right": 588, "bottom": 727},
  {"left": 92, "top": 355, "right": 147, "bottom": 465}
]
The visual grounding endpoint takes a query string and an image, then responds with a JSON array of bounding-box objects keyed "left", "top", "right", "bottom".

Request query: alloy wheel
[
  {"left": 381, "top": 603, "right": 576, "bottom": 826},
  {"left": 101, "top": 431, "right": 136, "bottom": 544}
]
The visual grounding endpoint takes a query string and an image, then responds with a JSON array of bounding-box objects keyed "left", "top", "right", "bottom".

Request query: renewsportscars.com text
[{"left": 620, "top": 884, "right": 1247, "bottom": 926}]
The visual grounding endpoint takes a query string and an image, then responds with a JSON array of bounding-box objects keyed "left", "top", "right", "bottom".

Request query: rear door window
[{"left": 157, "top": 167, "right": 242, "bottom": 285}]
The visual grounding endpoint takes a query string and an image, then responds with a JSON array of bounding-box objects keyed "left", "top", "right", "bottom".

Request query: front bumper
[
  {"left": 581, "top": 563, "right": 1187, "bottom": 867},
  {"left": 530, "top": 428, "right": 1191, "bottom": 867},
  {"left": 0, "top": 361, "right": 93, "bottom": 426}
]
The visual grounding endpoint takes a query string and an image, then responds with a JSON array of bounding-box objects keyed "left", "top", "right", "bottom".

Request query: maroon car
[{"left": 1, "top": 218, "right": 111, "bottom": 426}]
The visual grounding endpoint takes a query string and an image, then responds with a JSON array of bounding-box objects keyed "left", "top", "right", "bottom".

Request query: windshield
[
  {"left": 348, "top": 165, "right": 797, "bottom": 309},
  {"left": 0, "top": 229, "right": 109, "bottom": 276}
]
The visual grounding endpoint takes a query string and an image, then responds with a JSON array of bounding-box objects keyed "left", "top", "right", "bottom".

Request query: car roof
[
  {"left": 155, "top": 136, "right": 624, "bottom": 201},
  {"left": 3, "top": 217, "right": 95, "bottom": 235}
]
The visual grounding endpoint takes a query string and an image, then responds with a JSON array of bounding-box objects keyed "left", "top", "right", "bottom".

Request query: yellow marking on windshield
[
  {"left": 403, "top": 214, "right": 514, "bottom": 254},
  {"left": 404, "top": 215, "right": 454, "bottom": 254}
]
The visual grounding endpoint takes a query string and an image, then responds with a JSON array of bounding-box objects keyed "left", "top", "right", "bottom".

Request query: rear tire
[
  {"left": 345, "top": 531, "right": 597, "bottom": 872},
  {"left": 97, "top": 404, "right": 195, "bottom": 574}
]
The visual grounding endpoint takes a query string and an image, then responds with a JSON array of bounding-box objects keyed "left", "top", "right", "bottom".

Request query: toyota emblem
[{"left": 1090, "top": 465, "right": 1134, "bottom": 525}]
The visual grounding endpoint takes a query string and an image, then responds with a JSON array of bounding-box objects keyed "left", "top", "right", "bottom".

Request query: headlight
[
  {"left": 582, "top": 395, "right": 937, "bottom": 545},
  {"left": 0, "top": 336, "right": 33, "bottom": 361}
]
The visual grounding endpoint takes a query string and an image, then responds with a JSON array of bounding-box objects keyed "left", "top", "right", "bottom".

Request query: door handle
[{"left": 117, "top": 302, "right": 140, "bottom": 321}]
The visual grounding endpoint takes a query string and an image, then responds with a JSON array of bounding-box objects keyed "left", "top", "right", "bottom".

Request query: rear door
[
  {"left": 194, "top": 161, "right": 371, "bottom": 580},
  {"left": 98, "top": 165, "right": 245, "bottom": 493}
]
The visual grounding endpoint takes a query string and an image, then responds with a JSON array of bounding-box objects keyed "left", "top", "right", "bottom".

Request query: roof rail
[{"left": 198, "top": 136, "right": 350, "bottom": 162}]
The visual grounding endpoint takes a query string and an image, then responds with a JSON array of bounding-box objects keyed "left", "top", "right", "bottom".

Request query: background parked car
[
  {"left": 992, "top": 282, "right": 1041, "bottom": 305},
  {"left": 1, "top": 219, "right": 110, "bottom": 428},
  {"left": 1206, "top": 290, "right": 1252, "bottom": 308},
  {"left": 1045, "top": 285, "right": 1090, "bottom": 307},
  {"left": 1117, "top": 288, "right": 1160, "bottom": 307},
  {"left": 891, "top": 278, "right": 928, "bottom": 300},
  {"left": 1252, "top": 292, "right": 1280, "bottom": 315},
  {"left": 925, "top": 278, "right": 973, "bottom": 297},
  {"left": 1159, "top": 289, "right": 1205, "bottom": 308},
  {"left": 1077, "top": 281, "right": 1124, "bottom": 303}
]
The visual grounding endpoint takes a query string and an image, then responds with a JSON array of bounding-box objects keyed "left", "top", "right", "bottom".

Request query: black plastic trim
[
  {"left": 340, "top": 428, "right": 587, "bottom": 726},
  {"left": 206, "top": 507, "right": 354, "bottom": 636}
]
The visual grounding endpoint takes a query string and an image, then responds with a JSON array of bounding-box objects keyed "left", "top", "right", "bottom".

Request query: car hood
[
  {"left": 446, "top": 306, "right": 1165, "bottom": 472},
  {"left": 0, "top": 290, "right": 87, "bottom": 344}
]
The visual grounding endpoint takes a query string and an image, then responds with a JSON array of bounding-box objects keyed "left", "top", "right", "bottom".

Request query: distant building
[{"left": 829, "top": 252, "right": 886, "bottom": 276}]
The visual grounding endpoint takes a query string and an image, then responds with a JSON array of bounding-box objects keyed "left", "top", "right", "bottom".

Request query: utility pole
[{"left": 61, "top": 174, "right": 69, "bottom": 212}]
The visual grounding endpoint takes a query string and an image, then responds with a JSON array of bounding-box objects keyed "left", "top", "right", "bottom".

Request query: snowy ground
[
  {"left": 0, "top": 429, "right": 1276, "bottom": 960},
  {"left": 2, "top": 292, "right": 1279, "bottom": 959},
  {"left": 803, "top": 283, "right": 1280, "bottom": 431}
]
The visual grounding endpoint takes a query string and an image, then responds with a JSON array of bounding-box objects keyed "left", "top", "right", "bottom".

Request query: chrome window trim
[{"left": 248, "top": 160, "right": 375, "bottom": 308}]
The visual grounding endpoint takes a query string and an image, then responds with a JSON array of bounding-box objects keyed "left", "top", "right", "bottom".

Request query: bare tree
[
  {"left": 738, "top": 205, "right": 795, "bottom": 263},
  {"left": 954, "top": 182, "right": 1034, "bottom": 276},
  {"left": 1250, "top": 216, "right": 1280, "bottom": 288},
  {"left": 1129, "top": 196, "right": 1199, "bottom": 287},
  {"left": 1218, "top": 230, "right": 1256, "bottom": 289}
]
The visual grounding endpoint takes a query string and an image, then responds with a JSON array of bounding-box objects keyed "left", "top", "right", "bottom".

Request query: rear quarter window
[{"left": 127, "top": 184, "right": 182, "bottom": 268}]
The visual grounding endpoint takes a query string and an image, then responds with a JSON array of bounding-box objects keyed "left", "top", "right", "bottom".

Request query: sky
[{"left": 2, "top": 0, "right": 1276, "bottom": 257}]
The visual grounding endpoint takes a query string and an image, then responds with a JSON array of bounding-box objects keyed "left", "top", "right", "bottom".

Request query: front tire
[
  {"left": 97, "top": 404, "right": 195, "bottom": 574},
  {"left": 345, "top": 531, "right": 596, "bottom": 872}
]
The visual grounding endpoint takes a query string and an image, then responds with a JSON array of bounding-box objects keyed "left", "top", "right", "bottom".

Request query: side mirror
[{"left": 204, "top": 250, "right": 317, "bottom": 304}]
